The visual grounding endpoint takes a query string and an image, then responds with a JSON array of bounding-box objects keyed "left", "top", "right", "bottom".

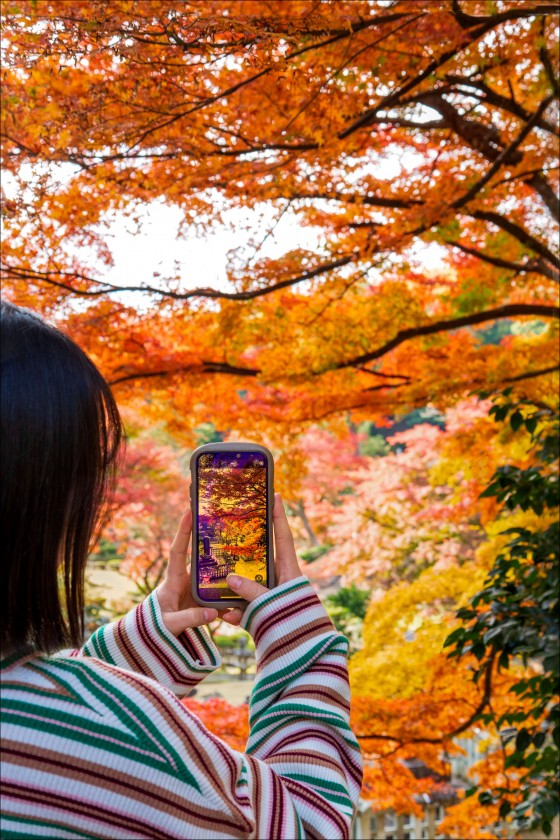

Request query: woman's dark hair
[{"left": 1, "top": 300, "right": 123, "bottom": 653}]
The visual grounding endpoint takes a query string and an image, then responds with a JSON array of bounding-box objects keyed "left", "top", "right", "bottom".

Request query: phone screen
[{"left": 195, "top": 451, "right": 268, "bottom": 601}]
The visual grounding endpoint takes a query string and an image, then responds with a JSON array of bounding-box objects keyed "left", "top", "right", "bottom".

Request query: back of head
[{"left": 1, "top": 300, "right": 123, "bottom": 654}]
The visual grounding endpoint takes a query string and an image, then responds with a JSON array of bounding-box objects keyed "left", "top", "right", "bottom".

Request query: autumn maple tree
[
  {"left": 1, "top": 0, "right": 558, "bottom": 444},
  {"left": 1, "top": 1, "right": 559, "bottom": 837},
  {"left": 336, "top": 393, "right": 559, "bottom": 837}
]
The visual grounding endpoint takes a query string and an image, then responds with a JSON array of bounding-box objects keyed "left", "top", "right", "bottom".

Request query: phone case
[{"left": 189, "top": 442, "right": 275, "bottom": 609}]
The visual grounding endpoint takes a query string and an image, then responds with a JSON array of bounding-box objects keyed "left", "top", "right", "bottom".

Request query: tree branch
[
  {"left": 338, "top": 5, "right": 558, "bottom": 141},
  {"left": 539, "top": 27, "right": 560, "bottom": 98},
  {"left": 525, "top": 171, "right": 560, "bottom": 219},
  {"left": 336, "top": 304, "right": 560, "bottom": 370},
  {"left": 503, "top": 364, "right": 559, "bottom": 384},
  {"left": 355, "top": 651, "right": 497, "bottom": 747},
  {"left": 451, "top": 1, "right": 559, "bottom": 29},
  {"left": 116, "top": 12, "right": 415, "bottom": 156},
  {"left": 1, "top": 256, "right": 353, "bottom": 302},
  {"left": 447, "top": 241, "right": 559, "bottom": 283},
  {"left": 442, "top": 75, "right": 558, "bottom": 136},
  {"left": 452, "top": 95, "right": 555, "bottom": 211},
  {"left": 109, "top": 361, "right": 259, "bottom": 386},
  {"left": 291, "top": 190, "right": 422, "bottom": 209},
  {"left": 469, "top": 212, "right": 560, "bottom": 270},
  {"left": 359, "top": 368, "right": 412, "bottom": 382}
]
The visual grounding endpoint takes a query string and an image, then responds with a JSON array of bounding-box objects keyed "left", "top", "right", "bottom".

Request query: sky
[{"left": 3, "top": 159, "right": 448, "bottom": 308}]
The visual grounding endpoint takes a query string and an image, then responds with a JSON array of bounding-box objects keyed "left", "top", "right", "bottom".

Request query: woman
[{"left": 1, "top": 300, "right": 363, "bottom": 839}]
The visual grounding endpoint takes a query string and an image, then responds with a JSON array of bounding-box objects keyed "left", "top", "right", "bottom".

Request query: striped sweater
[{"left": 1, "top": 576, "right": 363, "bottom": 839}]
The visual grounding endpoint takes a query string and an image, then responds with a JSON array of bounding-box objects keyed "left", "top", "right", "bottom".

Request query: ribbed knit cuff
[
  {"left": 241, "top": 576, "right": 336, "bottom": 661},
  {"left": 240, "top": 576, "right": 349, "bottom": 729},
  {"left": 84, "top": 591, "right": 221, "bottom": 696}
]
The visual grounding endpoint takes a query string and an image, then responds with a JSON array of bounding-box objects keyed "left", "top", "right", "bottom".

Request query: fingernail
[
  {"left": 226, "top": 573, "right": 240, "bottom": 590},
  {"left": 204, "top": 609, "right": 217, "bottom": 621}
]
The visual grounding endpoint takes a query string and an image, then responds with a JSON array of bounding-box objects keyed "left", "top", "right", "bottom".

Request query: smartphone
[{"left": 189, "top": 442, "right": 275, "bottom": 609}]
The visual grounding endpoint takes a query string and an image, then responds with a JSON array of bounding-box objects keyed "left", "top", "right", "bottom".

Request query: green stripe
[
  {"left": 2, "top": 709, "right": 146, "bottom": 761},
  {"left": 191, "top": 626, "right": 215, "bottom": 661},
  {"left": 236, "top": 763, "right": 248, "bottom": 788},
  {"left": 93, "top": 624, "right": 115, "bottom": 665},
  {"left": 0, "top": 651, "right": 32, "bottom": 671},
  {"left": 250, "top": 702, "right": 353, "bottom": 739},
  {"left": 243, "top": 578, "right": 309, "bottom": 631},
  {"left": 0, "top": 812, "right": 98, "bottom": 839},
  {"left": 3, "top": 671, "right": 84, "bottom": 708},
  {"left": 286, "top": 780, "right": 352, "bottom": 810},
  {"left": 84, "top": 630, "right": 103, "bottom": 661},
  {"left": 250, "top": 636, "right": 340, "bottom": 712},
  {"left": 247, "top": 710, "right": 357, "bottom": 754},
  {"left": 6, "top": 657, "right": 202, "bottom": 790},
  {"left": 41, "top": 657, "right": 202, "bottom": 792},
  {"left": 148, "top": 595, "right": 218, "bottom": 671},
  {"left": 286, "top": 772, "right": 352, "bottom": 798},
  {"left": 2, "top": 699, "right": 143, "bottom": 747}
]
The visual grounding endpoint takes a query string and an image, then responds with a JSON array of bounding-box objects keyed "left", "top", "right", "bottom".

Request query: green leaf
[
  {"left": 543, "top": 656, "right": 559, "bottom": 674},
  {"left": 510, "top": 410, "right": 524, "bottom": 431},
  {"left": 533, "top": 731, "right": 546, "bottom": 748},
  {"left": 472, "top": 642, "right": 486, "bottom": 661},
  {"left": 526, "top": 416, "right": 538, "bottom": 434},
  {"left": 516, "top": 729, "right": 531, "bottom": 752},
  {"left": 443, "top": 627, "right": 465, "bottom": 647}
]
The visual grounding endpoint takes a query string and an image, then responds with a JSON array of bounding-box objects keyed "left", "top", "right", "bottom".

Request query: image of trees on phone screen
[{"left": 196, "top": 451, "right": 268, "bottom": 601}]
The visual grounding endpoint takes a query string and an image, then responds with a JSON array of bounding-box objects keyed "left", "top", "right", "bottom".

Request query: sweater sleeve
[
  {"left": 116, "top": 576, "right": 363, "bottom": 839},
  {"left": 59, "top": 590, "right": 221, "bottom": 696},
  {"left": 239, "top": 575, "right": 364, "bottom": 837}
]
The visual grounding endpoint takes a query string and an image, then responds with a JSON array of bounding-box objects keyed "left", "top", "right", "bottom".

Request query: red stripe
[
  {"left": 282, "top": 776, "right": 350, "bottom": 837},
  {"left": 268, "top": 747, "right": 344, "bottom": 774},
  {"left": 281, "top": 686, "right": 350, "bottom": 712},
  {"left": 252, "top": 756, "right": 261, "bottom": 831},
  {"left": 254, "top": 594, "right": 319, "bottom": 645},
  {"left": 259, "top": 619, "right": 334, "bottom": 667},
  {"left": 262, "top": 729, "right": 363, "bottom": 788},
  {"left": 86, "top": 664, "right": 252, "bottom": 830},
  {"left": 299, "top": 822, "right": 322, "bottom": 840},
  {"left": 136, "top": 602, "right": 192, "bottom": 687},
  {"left": 2, "top": 746, "right": 239, "bottom": 832},
  {"left": 178, "top": 629, "right": 201, "bottom": 661},
  {"left": 3, "top": 783, "right": 169, "bottom": 839},
  {"left": 116, "top": 614, "right": 147, "bottom": 675},
  {"left": 126, "top": 678, "right": 254, "bottom": 835},
  {"left": 182, "top": 699, "right": 242, "bottom": 796},
  {"left": 306, "top": 662, "right": 349, "bottom": 682}
]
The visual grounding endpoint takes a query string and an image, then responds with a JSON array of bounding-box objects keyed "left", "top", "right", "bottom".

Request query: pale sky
[{"left": 3, "top": 161, "right": 447, "bottom": 306}]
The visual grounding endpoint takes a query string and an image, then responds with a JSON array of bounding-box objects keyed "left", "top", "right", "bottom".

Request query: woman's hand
[
  {"left": 156, "top": 493, "right": 302, "bottom": 635},
  {"left": 221, "top": 492, "right": 303, "bottom": 627},
  {"left": 155, "top": 508, "right": 219, "bottom": 637}
]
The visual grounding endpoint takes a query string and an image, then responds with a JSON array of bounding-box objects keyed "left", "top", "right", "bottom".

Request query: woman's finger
[
  {"left": 226, "top": 573, "right": 268, "bottom": 603},
  {"left": 163, "top": 606, "right": 218, "bottom": 636},
  {"left": 168, "top": 507, "right": 192, "bottom": 577},
  {"left": 221, "top": 608, "right": 244, "bottom": 627},
  {"left": 273, "top": 493, "right": 301, "bottom": 584}
]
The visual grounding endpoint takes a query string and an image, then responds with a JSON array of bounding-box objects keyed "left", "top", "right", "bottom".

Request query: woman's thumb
[
  {"left": 164, "top": 607, "right": 218, "bottom": 636},
  {"left": 226, "top": 573, "right": 268, "bottom": 602}
]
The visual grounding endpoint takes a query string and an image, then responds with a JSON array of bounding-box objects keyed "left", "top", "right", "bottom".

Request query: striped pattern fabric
[{"left": 1, "top": 576, "right": 363, "bottom": 839}]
